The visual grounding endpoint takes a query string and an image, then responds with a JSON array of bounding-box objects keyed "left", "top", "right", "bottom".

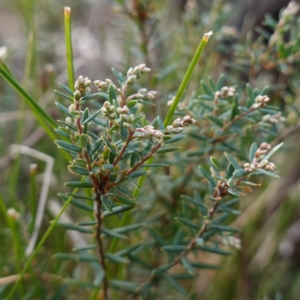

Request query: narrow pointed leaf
[
  {"left": 68, "top": 166, "right": 90, "bottom": 176},
  {"left": 162, "top": 245, "right": 187, "bottom": 252},
  {"left": 54, "top": 90, "right": 74, "bottom": 101},
  {"left": 249, "top": 142, "right": 258, "bottom": 162},
  {"left": 180, "top": 256, "right": 195, "bottom": 276},
  {"left": 65, "top": 181, "right": 94, "bottom": 188},
  {"left": 157, "top": 147, "right": 180, "bottom": 154},
  {"left": 105, "top": 253, "right": 128, "bottom": 263},
  {"left": 197, "top": 244, "right": 232, "bottom": 255},
  {"left": 94, "top": 270, "right": 105, "bottom": 286},
  {"left": 164, "top": 274, "right": 188, "bottom": 296},
  {"left": 56, "top": 222, "right": 93, "bottom": 233},
  {"left": 209, "top": 224, "right": 240, "bottom": 232},
  {"left": 54, "top": 253, "right": 97, "bottom": 261},
  {"left": 224, "top": 152, "right": 241, "bottom": 170},
  {"left": 89, "top": 138, "right": 103, "bottom": 156},
  {"left": 152, "top": 264, "right": 173, "bottom": 275},
  {"left": 175, "top": 217, "right": 201, "bottom": 229},
  {"left": 102, "top": 228, "right": 128, "bottom": 239},
  {"left": 55, "top": 140, "right": 82, "bottom": 153},
  {"left": 73, "top": 244, "right": 97, "bottom": 251},
  {"left": 82, "top": 109, "right": 102, "bottom": 125},
  {"left": 102, "top": 205, "right": 134, "bottom": 217},
  {"left": 55, "top": 102, "right": 73, "bottom": 117},
  {"left": 164, "top": 135, "right": 185, "bottom": 144},
  {"left": 199, "top": 166, "right": 216, "bottom": 186},
  {"left": 59, "top": 83, "right": 74, "bottom": 96},
  {"left": 129, "top": 170, "right": 149, "bottom": 178},
  {"left": 262, "top": 142, "right": 283, "bottom": 161}
]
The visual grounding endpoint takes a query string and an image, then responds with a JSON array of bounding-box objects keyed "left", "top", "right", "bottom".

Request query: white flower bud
[{"left": 127, "top": 114, "right": 134, "bottom": 123}]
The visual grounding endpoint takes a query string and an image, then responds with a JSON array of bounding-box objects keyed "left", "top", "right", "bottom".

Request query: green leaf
[
  {"left": 72, "top": 244, "right": 97, "bottom": 251},
  {"left": 89, "top": 138, "right": 103, "bottom": 157},
  {"left": 55, "top": 140, "right": 82, "bottom": 154},
  {"left": 199, "top": 166, "right": 216, "bottom": 187},
  {"left": 102, "top": 164, "right": 114, "bottom": 171},
  {"left": 147, "top": 227, "right": 166, "bottom": 246},
  {"left": 207, "top": 116, "right": 223, "bottom": 127},
  {"left": 66, "top": 193, "right": 95, "bottom": 201},
  {"left": 152, "top": 264, "right": 173, "bottom": 275},
  {"left": 209, "top": 224, "right": 240, "bottom": 232},
  {"left": 141, "top": 163, "right": 169, "bottom": 168},
  {"left": 157, "top": 147, "right": 181, "bottom": 154},
  {"left": 217, "top": 74, "right": 225, "bottom": 90},
  {"left": 106, "top": 193, "right": 136, "bottom": 206},
  {"left": 180, "top": 256, "right": 195, "bottom": 276},
  {"left": 201, "top": 80, "right": 214, "bottom": 96},
  {"left": 113, "top": 223, "right": 142, "bottom": 234},
  {"left": 115, "top": 243, "right": 142, "bottom": 256},
  {"left": 105, "top": 253, "right": 128, "bottom": 263},
  {"left": 129, "top": 170, "right": 149, "bottom": 178},
  {"left": 262, "top": 142, "right": 283, "bottom": 161},
  {"left": 65, "top": 181, "right": 94, "bottom": 188},
  {"left": 82, "top": 109, "right": 101, "bottom": 125},
  {"left": 58, "top": 193, "right": 94, "bottom": 212},
  {"left": 56, "top": 221, "right": 93, "bottom": 233},
  {"left": 233, "top": 169, "right": 248, "bottom": 178},
  {"left": 250, "top": 169, "right": 280, "bottom": 178},
  {"left": 55, "top": 102, "right": 73, "bottom": 117},
  {"left": 94, "top": 270, "right": 105, "bottom": 286},
  {"left": 103, "top": 137, "right": 117, "bottom": 156},
  {"left": 54, "top": 90, "right": 74, "bottom": 102},
  {"left": 102, "top": 205, "right": 134, "bottom": 217},
  {"left": 249, "top": 142, "right": 258, "bottom": 162},
  {"left": 68, "top": 165, "right": 90, "bottom": 176},
  {"left": 59, "top": 83, "right": 74, "bottom": 96},
  {"left": 93, "top": 117, "right": 106, "bottom": 127},
  {"left": 55, "top": 128, "right": 70, "bottom": 138},
  {"left": 111, "top": 67, "right": 125, "bottom": 84},
  {"left": 54, "top": 253, "right": 98, "bottom": 261},
  {"left": 164, "top": 274, "right": 188, "bottom": 296},
  {"left": 175, "top": 217, "right": 201, "bottom": 229},
  {"left": 108, "top": 85, "right": 116, "bottom": 104},
  {"left": 109, "top": 280, "right": 138, "bottom": 293},
  {"left": 81, "top": 92, "right": 102, "bottom": 101},
  {"left": 164, "top": 135, "right": 185, "bottom": 144},
  {"left": 76, "top": 221, "right": 97, "bottom": 226},
  {"left": 191, "top": 262, "right": 221, "bottom": 269},
  {"left": 81, "top": 107, "right": 89, "bottom": 125},
  {"left": 210, "top": 156, "right": 222, "bottom": 171},
  {"left": 224, "top": 152, "right": 241, "bottom": 170},
  {"left": 101, "top": 195, "right": 113, "bottom": 212},
  {"left": 226, "top": 163, "right": 235, "bottom": 179},
  {"left": 102, "top": 228, "right": 128, "bottom": 240},
  {"left": 197, "top": 244, "right": 232, "bottom": 255},
  {"left": 162, "top": 245, "right": 187, "bottom": 252}
]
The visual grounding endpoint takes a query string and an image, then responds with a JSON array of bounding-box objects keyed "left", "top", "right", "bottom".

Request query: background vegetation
[{"left": 1, "top": 0, "right": 300, "bottom": 299}]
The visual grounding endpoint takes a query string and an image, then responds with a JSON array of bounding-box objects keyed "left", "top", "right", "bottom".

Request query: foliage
[{"left": 0, "top": 0, "right": 300, "bottom": 299}]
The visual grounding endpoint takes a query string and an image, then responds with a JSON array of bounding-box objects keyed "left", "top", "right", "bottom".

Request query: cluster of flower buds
[
  {"left": 127, "top": 88, "right": 157, "bottom": 101},
  {"left": 115, "top": 105, "right": 134, "bottom": 128},
  {"left": 251, "top": 95, "right": 270, "bottom": 109},
  {"left": 165, "top": 116, "right": 196, "bottom": 134},
  {"left": 262, "top": 112, "right": 286, "bottom": 124},
  {"left": 101, "top": 101, "right": 115, "bottom": 119},
  {"left": 244, "top": 142, "right": 276, "bottom": 172},
  {"left": 94, "top": 78, "right": 115, "bottom": 92},
  {"left": 73, "top": 76, "right": 91, "bottom": 100},
  {"left": 214, "top": 86, "right": 236, "bottom": 100},
  {"left": 135, "top": 125, "right": 163, "bottom": 143},
  {"left": 222, "top": 236, "right": 242, "bottom": 250},
  {"left": 127, "top": 64, "right": 151, "bottom": 80}
]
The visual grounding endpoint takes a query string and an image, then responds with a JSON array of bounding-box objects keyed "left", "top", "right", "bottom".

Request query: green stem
[
  {"left": 6, "top": 188, "right": 79, "bottom": 299},
  {"left": 64, "top": 7, "right": 75, "bottom": 90}
]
